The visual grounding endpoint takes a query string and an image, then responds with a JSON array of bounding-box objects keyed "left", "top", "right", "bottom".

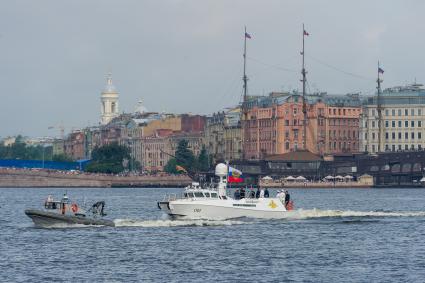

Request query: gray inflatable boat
[{"left": 25, "top": 194, "right": 115, "bottom": 227}]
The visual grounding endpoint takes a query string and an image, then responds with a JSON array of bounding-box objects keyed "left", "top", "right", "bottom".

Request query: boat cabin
[{"left": 183, "top": 189, "right": 227, "bottom": 200}]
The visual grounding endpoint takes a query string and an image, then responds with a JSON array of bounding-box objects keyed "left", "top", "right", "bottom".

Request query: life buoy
[{"left": 71, "top": 203, "right": 78, "bottom": 213}]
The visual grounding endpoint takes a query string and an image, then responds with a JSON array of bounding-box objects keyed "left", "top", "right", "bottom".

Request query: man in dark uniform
[
  {"left": 255, "top": 188, "right": 260, "bottom": 198},
  {"left": 285, "top": 191, "right": 290, "bottom": 206}
]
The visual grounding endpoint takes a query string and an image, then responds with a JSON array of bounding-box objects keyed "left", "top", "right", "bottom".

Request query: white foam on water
[
  {"left": 284, "top": 208, "right": 425, "bottom": 220},
  {"left": 113, "top": 218, "right": 246, "bottom": 227}
]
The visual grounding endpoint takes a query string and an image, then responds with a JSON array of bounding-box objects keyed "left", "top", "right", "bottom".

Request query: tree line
[{"left": 0, "top": 136, "right": 72, "bottom": 162}]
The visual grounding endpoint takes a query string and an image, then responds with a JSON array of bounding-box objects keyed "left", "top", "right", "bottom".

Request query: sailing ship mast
[
  {"left": 243, "top": 26, "right": 248, "bottom": 104},
  {"left": 301, "top": 24, "right": 308, "bottom": 150},
  {"left": 242, "top": 26, "right": 249, "bottom": 160},
  {"left": 377, "top": 61, "right": 383, "bottom": 152}
]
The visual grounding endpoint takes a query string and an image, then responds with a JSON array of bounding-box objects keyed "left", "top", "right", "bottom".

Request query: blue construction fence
[{"left": 0, "top": 159, "right": 91, "bottom": 171}]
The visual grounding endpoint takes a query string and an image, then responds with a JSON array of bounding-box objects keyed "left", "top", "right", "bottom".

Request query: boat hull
[
  {"left": 25, "top": 209, "right": 115, "bottom": 227},
  {"left": 158, "top": 198, "right": 290, "bottom": 220}
]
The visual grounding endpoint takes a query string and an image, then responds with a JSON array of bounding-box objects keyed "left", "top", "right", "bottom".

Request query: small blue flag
[
  {"left": 378, "top": 67, "right": 384, "bottom": 74},
  {"left": 245, "top": 32, "right": 251, "bottom": 39}
]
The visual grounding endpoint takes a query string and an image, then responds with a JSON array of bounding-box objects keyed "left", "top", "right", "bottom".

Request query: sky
[{"left": 1, "top": 0, "right": 425, "bottom": 138}]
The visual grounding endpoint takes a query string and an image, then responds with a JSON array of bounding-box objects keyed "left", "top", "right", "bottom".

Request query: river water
[{"left": 1, "top": 187, "right": 425, "bottom": 282}]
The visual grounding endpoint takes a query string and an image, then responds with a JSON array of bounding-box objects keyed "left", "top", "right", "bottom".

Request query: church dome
[
  {"left": 134, "top": 99, "right": 148, "bottom": 114},
  {"left": 102, "top": 74, "right": 118, "bottom": 94}
]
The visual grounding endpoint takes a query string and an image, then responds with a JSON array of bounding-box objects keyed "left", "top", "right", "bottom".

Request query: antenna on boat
[{"left": 301, "top": 24, "right": 308, "bottom": 151}]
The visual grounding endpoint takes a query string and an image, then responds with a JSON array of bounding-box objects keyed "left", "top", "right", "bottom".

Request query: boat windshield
[
  {"left": 211, "top": 192, "right": 218, "bottom": 198},
  {"left": 204, "top": 192, "right": 210, "bottom": 198},
  {"left": 194, "top": 192, "right": 204, "bottom": 198}
]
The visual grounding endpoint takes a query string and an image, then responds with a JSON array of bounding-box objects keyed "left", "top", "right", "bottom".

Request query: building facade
[
  {"left": 242, "top": 92, "right": 361, "bottom": 160},
  {"left": 360, "top": 84, "right": 425, "bottom": 153},
  {"left": 141, "top": 130, "right": 204, "bottom": 172},
  {"left": 205, "top": 107, "right": 242, "bottom": 163}
]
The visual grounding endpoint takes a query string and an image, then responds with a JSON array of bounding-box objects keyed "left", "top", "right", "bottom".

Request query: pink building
[{"left": 243, "top": 92, "right": 361, "bottom": 159}]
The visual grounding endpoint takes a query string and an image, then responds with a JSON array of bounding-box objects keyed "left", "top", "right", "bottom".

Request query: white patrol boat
[{"left": 157, "top": 163, "right": 294, "bottom": 220}]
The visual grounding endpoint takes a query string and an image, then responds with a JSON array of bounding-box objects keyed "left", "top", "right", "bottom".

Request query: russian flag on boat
[{"left": 228, "top": 166, "right": 244, "bottom": 183}]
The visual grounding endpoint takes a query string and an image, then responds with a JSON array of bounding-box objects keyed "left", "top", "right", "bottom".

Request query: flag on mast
[
  {"left": 228, "top": 166, "right": 244, "bottom": 183},
  {"left": 245, "top": 32, "right": 252, "bottom": 39},
  {"left": 378, "top": 67, "right": 384, "bottom": 74},
  {"left": 303, "top": 30, "right": 309, "bottom": 36}
]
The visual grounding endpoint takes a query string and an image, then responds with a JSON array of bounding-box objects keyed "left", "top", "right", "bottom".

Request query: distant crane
[{"left": 48, "top": 122, "right": 72, "bottom": 139}]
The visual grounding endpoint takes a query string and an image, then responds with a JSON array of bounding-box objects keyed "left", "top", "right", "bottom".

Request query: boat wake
[
  {"left": 283, "top": 208, "right": 425, "bottom": 220},
  {"left": 113, "top": 218, "right": 246, "bottom": 227}
]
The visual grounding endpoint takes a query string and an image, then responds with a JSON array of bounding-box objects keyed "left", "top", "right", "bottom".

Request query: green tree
[
  {"left": 197, "top": 146, "right": 209, "bottom": 172},
  {"left": 164, "top": 158, "right": 178, "bottom": 174},
  {"left": 85, "top": 142, "right": 130, "bottom": 174},
  {"left": 175, "top": 140, "right": 195, "bottom": 172}
]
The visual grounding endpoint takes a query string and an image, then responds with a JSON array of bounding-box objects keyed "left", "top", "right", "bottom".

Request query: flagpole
[
  {"left": 377, "top": 61, "right": 383, "bottom": 152},
  {"left": 302, "top": 24, "right": 307, "bottom": 151}
]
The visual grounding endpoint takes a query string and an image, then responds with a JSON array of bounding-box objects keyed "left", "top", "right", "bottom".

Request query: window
[
  {"left": 392, "top": 121, "right": 395, "bottom": 127},
  {"left": 419, "top": 132, "right": 422, "bottom": 139},
  {"left": 372, "top": 145, "right": 376, "bottom": 152},
  {"left": 398, "top": 109, "right": 402, "bottom": 116},
  {"left": 411, "top": 109, "right": 415, "bottom": 116},
  {"left": 204, "top": 192, "right": 211, "bottom": 198},
  {"left": 385, "top": 132, "right": 389, "bottom": 140},
  {"left": 402, "top": 163, "right": 411, "bottom": 172},
  {"left": 392, "top": 132, "right": 395, "bottom": 140},
  {"left": 398, "top": 132, "right": 402, "bottom": 139},
  {"left": 385, "top": 109, "right": 389, "bottom": 116},
  {"left": 405, "top": 121, "right": 408, "bottom": 127},
  {"left": 188, "top": 192, "right": 194, "bottom": 198},
  {"left": 398, "top": 121, "right": 402, "bottom": 127},
  {"left": 411, "top": 132, "right": 415, "bottom": 139},
  {"left": 392, "top": 145, "right": 395, "bottom": 151},
  {"left": 391, "top": 109, "right": 395, "bottom": 116},
  {"left": 405, "top": 132, "right": 409, "bottom": 139},
  {"left": 371, "top": 109, "right": 375, "bottom": 116},
  {"left": 294, "top": 108, "right": 298, "bottom": 115},
  {"left": 398, "top": 145, "right": 402, "bottom": 150},
  {"left": 194, "top": 192, "right": 204, "bottom": 198},
  {"left": 372, "top": 133, "right": 376, "bottom": 140},
  {"left": 419, "top": 109, "right": 422, "bottom": 116},
  {"left": 385, "top": 121, "right": 389, "bottom": 127},
  {"left": 211, "top": 193, "right": 218, "bottom": 198},
  {"left": 385, "top": 144, "right": 389, "bottom": 151},
  {"left": 405, "top": 109, "right": 408, "bottom": 116},
  {"left": 372, "top": 121, "right": 376, "bottom": 128},
  {"left": 411, "top": 121, "right": 415, "bottom": 127},
  {"left": 405, "top": 144, "right": 409, "bottom": 150},
  {"left": 285, "top": 120, "right": 289, "bottom": 126},
  {"left": 391, "top": 164, "right": 401, "bottom": 172},
  {"left": 285, "top": 142, "right": 289, "bottom": 150}
]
